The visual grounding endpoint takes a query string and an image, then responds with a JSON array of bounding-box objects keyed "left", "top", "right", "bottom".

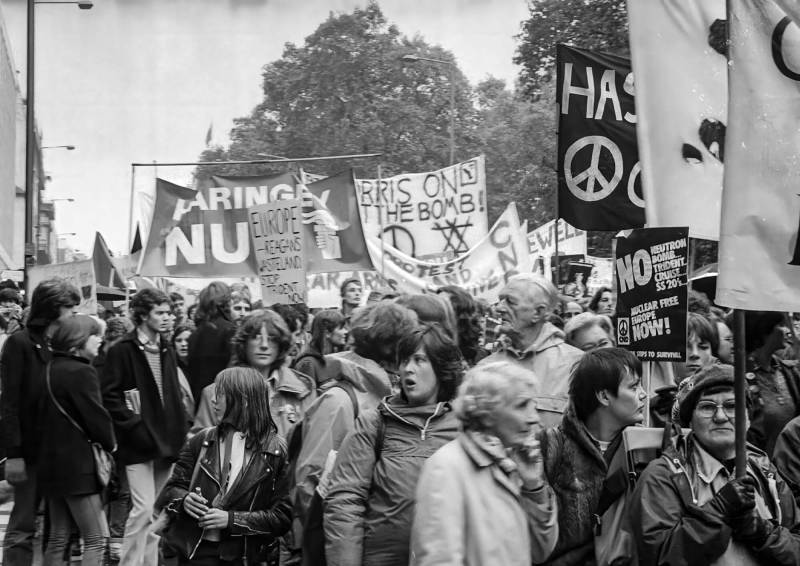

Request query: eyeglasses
[{"left": 695, "top": 400, "right": 737, "bottom": 419}]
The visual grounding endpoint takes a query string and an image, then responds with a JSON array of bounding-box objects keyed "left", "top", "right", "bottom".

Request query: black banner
[
  {"left": 614, "top": 227, "right": 688, "bottom": 362},
  {"left": 556, "top": 44, "right": 645, "bottom": 230}
]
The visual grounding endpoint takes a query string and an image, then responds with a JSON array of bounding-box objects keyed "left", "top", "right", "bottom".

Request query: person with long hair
[
  {"left": 293, "top": 310, "right": 347, "bottom": 388},
  {"left": 437, "top": 285, "right": 484, "bottom": 366},
  {"left": 324, "top": 323, "right": 463, "bottom": 566},
  {"left": 158, "top": 367, "right": 292, "bottom": 565},
  {"left": 39, "top": 315, "right": 116, "bottom": 566}
]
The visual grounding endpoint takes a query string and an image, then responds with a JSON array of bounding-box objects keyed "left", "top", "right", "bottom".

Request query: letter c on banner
[
  {"left": 772, "top": 17, "right": 800, "bottom": 81},
  {"left": 490, "top": 220, "right": 511, "bottom": 248}
]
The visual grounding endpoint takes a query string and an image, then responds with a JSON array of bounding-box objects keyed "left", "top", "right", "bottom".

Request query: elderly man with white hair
[
  {"left": 411, "top": 361, "right": 558, "bottom": 566},
  {"left": 480, "top": 273, "right": 584, "bottom": 426}
]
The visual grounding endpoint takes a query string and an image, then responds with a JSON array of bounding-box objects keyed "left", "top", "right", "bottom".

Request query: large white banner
[
  {"left": 28, "top": 260, "right": 97, "bottom": 315},
  {"left": 355, "top": 156, "right": 488, "bottom": 260},
  {"left": 365, "top": 203, "right": 530, "bottom": 303},
  {"left": 717, "top": 0, "right": 800, "bottom": 310},
  {"left": 627, "top": 0, "right": 726, "bottom": 240}
]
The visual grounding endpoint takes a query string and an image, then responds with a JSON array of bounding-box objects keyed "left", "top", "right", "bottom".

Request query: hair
[
  {"left": 349, "top": 301, "right": 419, "bottom": 366},
  {"left": 0, "top": 288, "right": 21, "bottom": 305},
  {"left": 744, "top": 310, "right": 785, "bottom": 353},
  {"left": 169, "top": 292, "right": 184, "bottom": 304},
  {"left": 395, "top": 294, "right": 458, "bottom": 343},
  {"left": 130, "top": 288, "right": 172, "bottom": 326},
  {"left": 688, "top": 312, "right": 720, "bottom": 357},
  {"left": 171, "top": 324, "right": 193, "bottom": 347},
  {"left": 506, "top": 273, "right": 559, "bottom": 310},
  {"left": 547, "top": 313, "right": 565, "bottom": 330},
  {"left": 232, "top": 310, "right": 292, "bottom": 372},
  {"left": 194, "top": 281, "right": 231, "bottom": 324},
  {"left": 340, "top": 277, "right": 362, "bottom": 297},
  {"left": 230, "top": 282, "right": 252, "bottom": 301},
  {"left": 270, "top": 303, "right": 302, "bottom": 333},
  {"left": 397, "top": 323, "right": 465, "bottom": 402},
  {"left": 187, "top": 303, "right": 198, "bottom": 323},
  {"left": 290, "top": 303, "right": 309, "bottom": 330},
  {"left": 454, "top": 361, "right": 538, "bottom": 432},
  {"left": 569, "top": 348, "right": 642, "bottom": 421},
  {"left": 437, "top": 285, "right": 483, "bottom": 364},
  {"left": 309, "top": 309, "right": 346, "bottom": 355},
  {"left": 216, "top": 366, "right": 277, "bottom": 450},
  {"left": 688, "top": 290, "right": 712, "bottom": 317},
  {"left": 50, "top": 314, "right": 102, "bottom": 354},
  {"left": 564, "top": 312, "right": 615, "bottom": 347},
  {"left": 104, "top": 316, "right": 134, "bottom": 349},
  {"left": 231, "top": 291, "right": 252, "bottom": 307},
  {"left": 26, "top": 278, "right": 81, "bottom": 330},
  {"left": 588, "top": 286, "right": 613, "bottom": 313}
]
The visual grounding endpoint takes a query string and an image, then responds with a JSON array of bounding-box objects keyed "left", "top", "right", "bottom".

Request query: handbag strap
[{"left": 45, "top": 361, "right": 89, "bottom": 439}]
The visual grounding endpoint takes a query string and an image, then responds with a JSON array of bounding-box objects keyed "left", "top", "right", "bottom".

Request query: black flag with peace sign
[{"left": 556, "top": 44, "right": 645, "bottom": 230}]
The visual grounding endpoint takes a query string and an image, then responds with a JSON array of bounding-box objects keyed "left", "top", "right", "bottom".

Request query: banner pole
[
  {"left": 643, "top": 361, "right": 651, "bottom": 427},
  {"left": 125, "top": 164, "right": 136, "bottom": 307},
  {"left": 554, "top": 95, "right": 561, "bottom": 287},
  {"left": 733, "top": 308, "right": 747, "bottom": 478},
  {"left": 688, "top": 238, "right": 697, "bottom": 289},
  {"left": 378, "top": 163, "right": 385, "bottom": 278}
]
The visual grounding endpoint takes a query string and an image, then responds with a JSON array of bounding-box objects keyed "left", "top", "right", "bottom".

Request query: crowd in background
[{"left": 1, "top": 273, "right": 800, "bottom": 565}]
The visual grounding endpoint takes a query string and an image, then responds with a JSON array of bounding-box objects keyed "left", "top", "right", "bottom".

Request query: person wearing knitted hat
[{"left": 629, "top": 364, "right": 800, "bottom": 565}]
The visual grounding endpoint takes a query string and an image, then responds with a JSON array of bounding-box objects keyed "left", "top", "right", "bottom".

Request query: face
[
  {"left": 231, "top": 300, "right": 251, "bottom": 323},
  {"left": 245, "top": 324, "right": 278, "bottom": 372},
  {"left": 716, "top": 322, "right": 733, "bottom": 364},
  {"left": 174, "top": 330, "right": 191, "bottom": 360},
  {"left": 328, "top": 325, "right": 348, "bottom": 348},
  {"left": 496, "top": 281, "right": 544, "bottom": 335},
  {"left": 79, "top": 334, "right": 102, "bottom": 360},
  {"left": 59, "top": 304, "right": 78, "bottom": 321},
  {"left": 291, "top": 327, "right": 305, "bottom": 356},
  {"left": 342, "top": 283, "right": 362, "bottom": 307},
  {"left": 562, "top": 302, "right": 582, "bottom": 320},
  {"left": 173, "top": 300, "right": 185, "bottom": 316},
  {"left": 572, "top": 324, "right": 614, "bottom": 352},
  {"left": 595, "top": 291, "right": 615, "bottom": 316},
  {"left": 603, "top": 368, "right": 647, "bottom": 427},
  {"left": 487, "top": 387, "right": 541, "bottom": 449},
  {"left": 676, "top": 332, "right": 714, "bottom": 378},
  {"left": 145, "top": 303, "right": 172, "bottom": 334},
  {"left": 764, "top": 323, "right": 792, "bottom": 354},
  {"left": 691, "top": 390, "right": 741, "bottom": 460},
  {"left": 400, "top": 347, "right": 439, "bottom": 406},
  {"left": 0, "top": 301, "right": 18, "bottom": 321}
]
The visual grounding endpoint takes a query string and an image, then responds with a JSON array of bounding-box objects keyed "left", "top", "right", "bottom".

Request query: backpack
[{"left": 298, "top": 382, "right": 385, "bottom": 566}]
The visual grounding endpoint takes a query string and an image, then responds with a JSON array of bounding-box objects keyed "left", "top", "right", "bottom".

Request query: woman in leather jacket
[{"left": 158, "top": 366, "right": 292, "bottom": 566}]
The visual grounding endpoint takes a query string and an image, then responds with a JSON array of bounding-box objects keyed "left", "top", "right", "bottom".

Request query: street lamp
[
  {"left": 24, "top": 0, "right": 92, "bottom": 290},
  {"left": 400, "top": 54, "right": 456, "bottom": 166},
  {"left": 42, "top": 145, "right": 76, "bottom": 150}
]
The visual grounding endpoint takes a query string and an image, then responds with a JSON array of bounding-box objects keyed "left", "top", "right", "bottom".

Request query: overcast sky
[{"left": 0, "top": 0, "right": 529, "bottom": 255}]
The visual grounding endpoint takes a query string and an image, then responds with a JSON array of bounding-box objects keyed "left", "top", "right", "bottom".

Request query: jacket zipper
[{"left": 383, "top": 402, "right": 444, "bottom": 441}]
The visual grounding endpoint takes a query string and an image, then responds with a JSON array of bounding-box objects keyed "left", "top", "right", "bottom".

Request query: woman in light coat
[{"left": 410, "top": 361, "right": 558, "bottom": 566}]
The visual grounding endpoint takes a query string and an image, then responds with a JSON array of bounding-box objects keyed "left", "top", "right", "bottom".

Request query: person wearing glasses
[{"left": 629, "top": 364, "right": 800, "bottom": 565}]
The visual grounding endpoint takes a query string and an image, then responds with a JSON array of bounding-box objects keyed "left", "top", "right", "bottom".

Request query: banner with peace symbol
[{"left": 556, "top": 44, "right": 645, "bottom": 231}]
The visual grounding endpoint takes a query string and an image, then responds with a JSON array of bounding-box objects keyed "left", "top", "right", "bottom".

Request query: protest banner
[
  {"left": 249, "top": 198, "right": 307, "bottom": 305},
  {"left": 556, "top": 44, "right": 644, "bottom": 231},
  {"left": 28, "top": 259, "right": 97, "bottom": 315},
  {"left": 614, "top": 227, "right": 689, "bottom": 362},
  {"left": 717, "top": 0, "right": 800, "bottom": 310},
  {"left": 355, "top": 156, "right": 488, "bottom": 259},
  {"left": 366, "top": 203, "right": 530, "bottom": 303},
  {"left": 527, "top": 219, "right": 587, "bottom": 279},
  {"left": 586, "top": 255, "right": 614, "bottom": 296},
  {"left": 627, "top": 0, "right": 726, "bottom": 240},
  {"left": 306, "top": 270, "right": 394, "bottom": 308}
]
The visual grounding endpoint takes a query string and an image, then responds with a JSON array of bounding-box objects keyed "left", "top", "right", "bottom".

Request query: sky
[{"left": 0, "top": 0, "right": 530, "bottom": 256}]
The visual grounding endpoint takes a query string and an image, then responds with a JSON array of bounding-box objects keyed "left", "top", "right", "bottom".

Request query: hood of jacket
[
  {"left": 527, "top": 321, "right": 570, "bottom": 355},
  {"left": 326, "top": 350, "right": 392, "bottom": 398}
]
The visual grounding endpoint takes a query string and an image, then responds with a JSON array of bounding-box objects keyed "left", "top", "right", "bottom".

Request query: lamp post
[
  {"left": 400, "top": 54, "right": 456, "bottom": 166},
  {"left": 24, "top": 0, "right": 92, "bottom": 291}
]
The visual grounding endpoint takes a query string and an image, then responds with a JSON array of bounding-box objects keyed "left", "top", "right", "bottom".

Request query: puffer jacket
[
  {"left": 480, "top": 322, "right": 583, "bottom": 427},
  {"left": 538, "top": 405, "right": 622, "bottom": 566},
  {"left": 629, "top": 432, "right": 800, "bottom": 565},
  {"left": 157, "top": 427, "right": 292, "bottom": 564},
  {"left": 323, "top": 396, "right": 458, "bottom": 566}
]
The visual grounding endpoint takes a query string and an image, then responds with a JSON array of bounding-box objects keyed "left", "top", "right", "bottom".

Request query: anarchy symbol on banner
[
  {"left": 564, "top": 136, "right": 623, "bottom": 202},
  {"left": 628, "top": 162, "right": 645, "bottom": 208}
]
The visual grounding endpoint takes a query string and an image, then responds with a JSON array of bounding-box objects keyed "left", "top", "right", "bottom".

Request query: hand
[
  {"left": 198, "top": 508, "right": 229, "bottom": 530},
  {"left": 182, "top": 491, "right": 209, "bottom": 519},
  {"left": 731, "top": 510, "right": 770, "bottom": 547},
  {"left": 709, "top": 476, "right": 756, "bottom": 519},
  {"left": 5, "top": 458, "right": 27, "bottom": 486},
  {"left": 510, "top": 439, "right": 545, "bottom": 491}
]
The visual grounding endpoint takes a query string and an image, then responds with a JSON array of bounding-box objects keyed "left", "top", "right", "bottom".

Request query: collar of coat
[
  {"left": 459, "top": 431, "right": 525, "bottom": 496},
  {"left": 560, "top": 403, "right": 622, "bottom": 470}
]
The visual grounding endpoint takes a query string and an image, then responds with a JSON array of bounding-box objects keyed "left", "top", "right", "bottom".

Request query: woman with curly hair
[{"left": 323, "top": 323, "right": 464, "bottom": 566}]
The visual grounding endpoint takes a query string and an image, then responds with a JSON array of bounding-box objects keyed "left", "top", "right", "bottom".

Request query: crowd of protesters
[{"left": 1, "top": 273, "right": 800, "bottom": 566}]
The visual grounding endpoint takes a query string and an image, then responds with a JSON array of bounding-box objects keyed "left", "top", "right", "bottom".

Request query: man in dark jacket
[
  {"left": 630, "top": 364, "right": 800, "bottom": 565},
  {"left": 101, "top": 288, "right": 188, "bottom": 566},
  {"left": 539, "top": 348, "right": 646, "bottom": 566},
  {"left": 0, "top": 278, "right": 79, "bottom": 566}
]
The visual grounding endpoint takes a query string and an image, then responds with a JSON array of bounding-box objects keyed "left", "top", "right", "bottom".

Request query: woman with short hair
[
  {"left": 564, "top": 312, "right": 615, "bottom": 352},
  {"left": 293, "top": 309, "right": 347, "bottom": 388},
  {"left": 411, "top": 361, "right": 558, "bottom": 566}
]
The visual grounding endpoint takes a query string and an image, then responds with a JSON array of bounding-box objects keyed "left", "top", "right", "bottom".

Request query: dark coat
[
  {"left": 100, "top": 332, "right": 188, "bottom": 465},
  {"left": 774, "top": 413, "right": 800, "bottom": 504},
  {"left": 0, "top": 328, "right": 51, "bottom": 463},
  {"left": 538, "top": 405, "right": 621, "bottom": 566},
  {"left": 292, "top": 347, "right": 331, "bottom": 388},
  {"left": 158, "top": 427, "right": 292, "bottom": 564},
  {"left": 187, "top": 318, "right": 236, "bottom": 404},
  {"left": 38, "top": 353, "right": 116, "bottom": 496},
  {"left": 629, "top": 434, "right": 800, "bottom": 565}
]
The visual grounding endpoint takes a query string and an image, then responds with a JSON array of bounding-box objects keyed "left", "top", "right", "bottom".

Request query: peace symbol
[
  {"left": 564, "top": 136, "right": 623, "bottom": 202},
  {"left": 628, "top": 162, "right": 645, "bottom": 208}
]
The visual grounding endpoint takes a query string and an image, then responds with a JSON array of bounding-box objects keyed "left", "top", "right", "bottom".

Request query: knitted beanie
[{"left": 675, "top": 363, "right": 735, "bottom": 427}]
